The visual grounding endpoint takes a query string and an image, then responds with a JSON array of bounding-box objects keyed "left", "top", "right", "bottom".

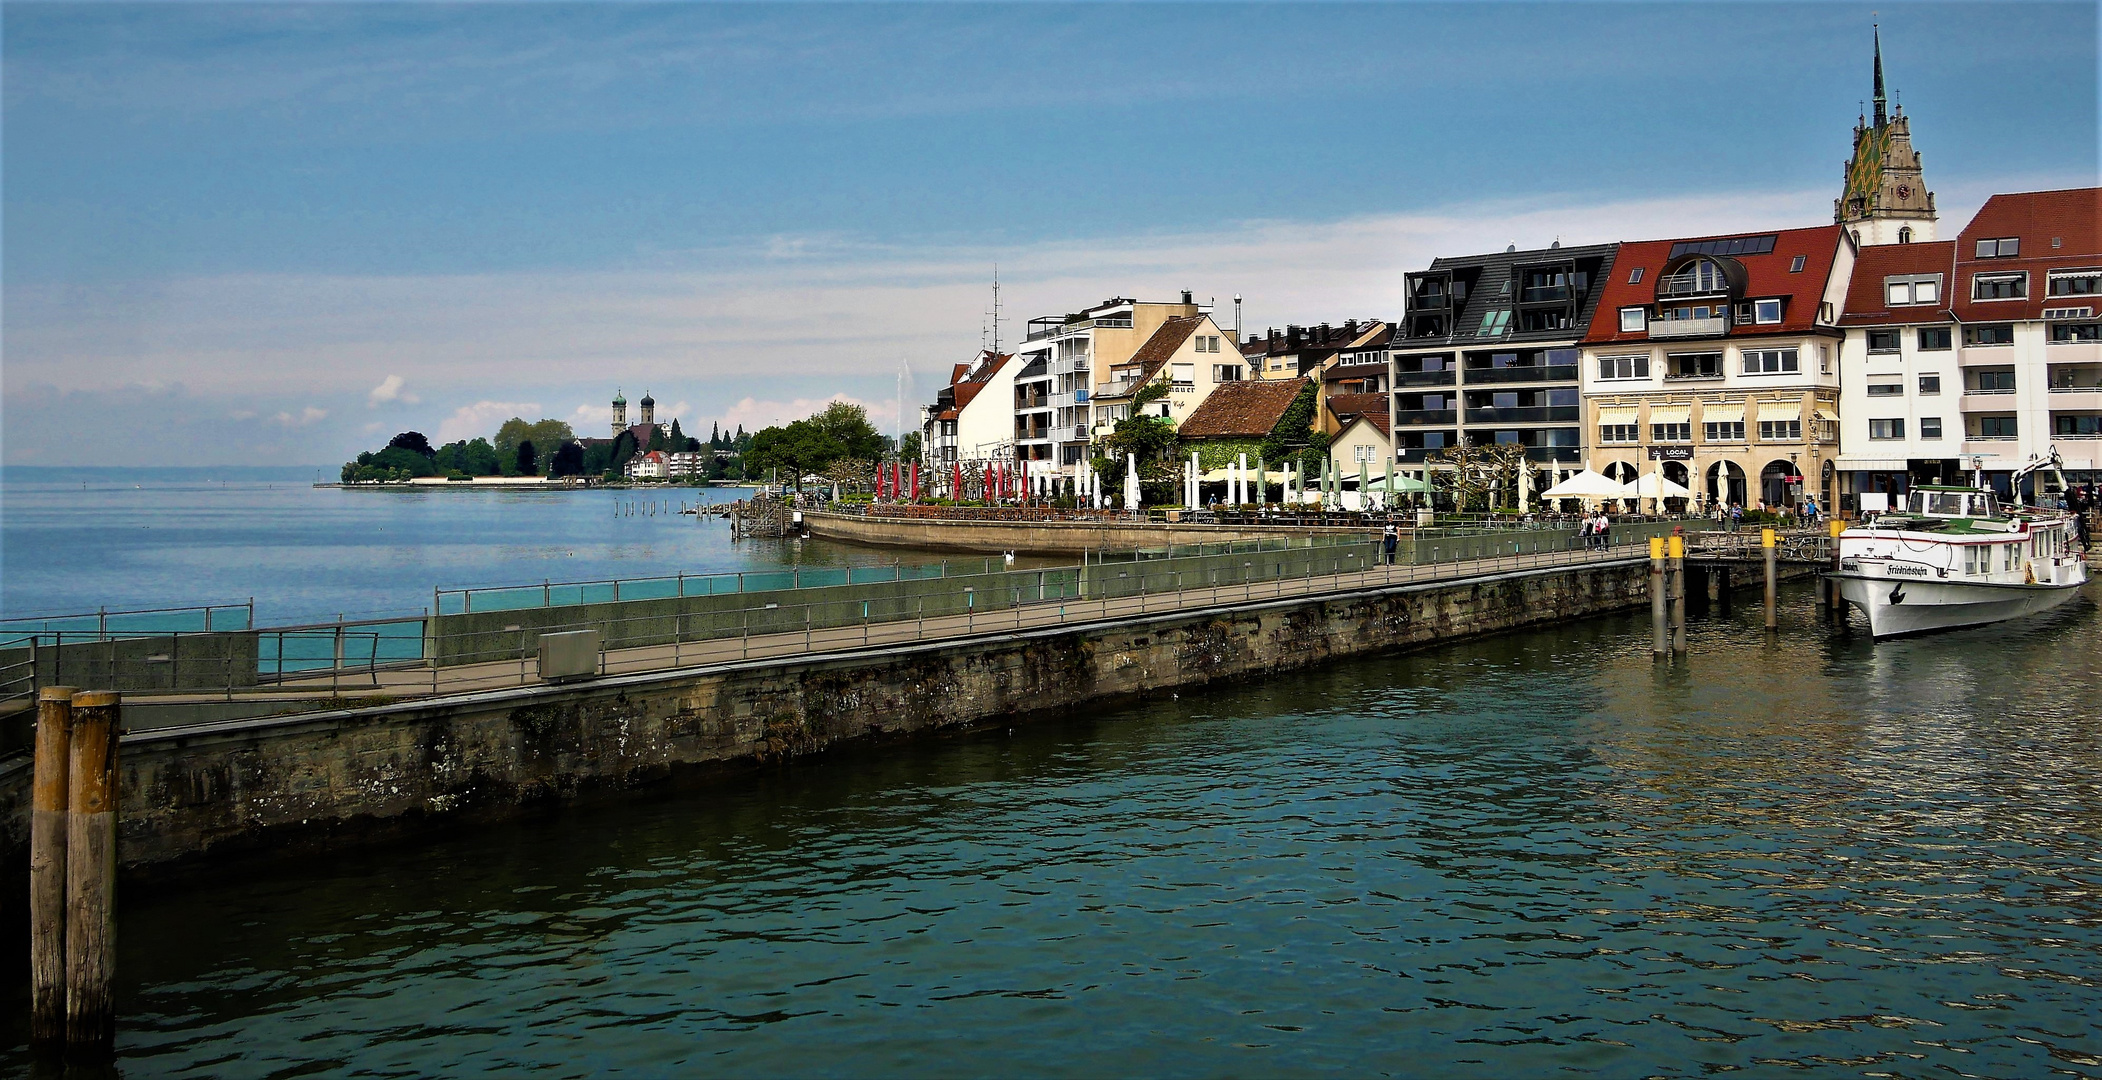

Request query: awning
[
  {"left": 1596, "top": 405, "right": 1639, "bottom": 425},
  {"left": 1757, "top": 400, "right": 1800, "bottom": 422},
  {"left": 1648, "top": 404, "right": 1691, "bottom": 424},
  {"left": 1835, "top": 457, "right": 1909, "bottom": 471},
  {"left": 1701, "top": 402, "right": 1744, "bottom": 424},
  {"left": 1813, "top": 407, "right": 1839, "bottom": 421}
]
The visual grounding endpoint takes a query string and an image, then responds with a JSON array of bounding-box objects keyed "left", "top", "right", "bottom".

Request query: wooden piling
[
  {"left": 1762, "top": 528, "right": 1779, "bottom": 630},
  {"left": 1827, "top": 518, "right": 1846, "bottom": 621},
  {"left": 1668, "top": 534, "right": 1688, "bottom": 655},
  {"left": 1649, "top": 537, "right": 1667, "bottom": 659},
  {"left": 30, "top": 686, "right": 79, "bottom": 1044},
  {"left": 65, "top": 690, "right": 121, "bottom": 1051}
]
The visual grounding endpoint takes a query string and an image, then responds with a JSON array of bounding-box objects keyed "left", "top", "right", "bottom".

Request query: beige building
[
  {"left": 1580, "top": 225, "right": 1857, "bottom": 511},
  {"left": 1007, "top": 293, "right": 1236, "bottom": 464},
  {"left": 1088, "top": 311, "right": 1245, "bottom": 440}
]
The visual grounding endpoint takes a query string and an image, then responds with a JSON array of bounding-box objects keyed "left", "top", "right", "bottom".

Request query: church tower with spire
[{"left": 1836, "top": 26, "right": 1937, "bottom": 246}]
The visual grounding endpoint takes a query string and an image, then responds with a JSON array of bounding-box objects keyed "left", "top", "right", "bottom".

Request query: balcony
[
  {"left": 1393, "top": 369, "right": 1457, "bottom": 387},
  {"left": 1392, "top": 409, "right": 1459, "bottom": 426},
  {"left": 1649, "top": 315, "right": 1730, "bottom": 339},
  {"left": 1525, "top": 446, "right": 1583, "bottom": 463},
  {"left": 1461, "top": 364, "right": 1579, "bottom": 385},
  {"left": 1463, "top": 406, "right": 1581, "bottom": 424},
  {"left": 1960, "top": 390, "right": 2016, "bottom": 412}
]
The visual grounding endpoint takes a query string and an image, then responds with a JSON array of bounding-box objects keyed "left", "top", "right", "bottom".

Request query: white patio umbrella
[
  {"left": 1123, "top": 453, "right": 1142, "bottom": 510},
  {"left": 1631, "top": 472, "right": 1693, "bottom": 501},
  {"left": 1542, "top": 469, "right": 1635, "bottom": 500}
]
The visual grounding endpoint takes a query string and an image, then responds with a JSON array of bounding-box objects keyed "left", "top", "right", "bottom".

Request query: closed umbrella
[{"left": 1124, "top": 453, "right": 1141, "bottom": 510}]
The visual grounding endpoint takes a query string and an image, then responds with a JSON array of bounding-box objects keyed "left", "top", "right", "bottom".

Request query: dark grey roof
[{"left": 1399, "top": 242, "right": 1619, "bottom": 350}]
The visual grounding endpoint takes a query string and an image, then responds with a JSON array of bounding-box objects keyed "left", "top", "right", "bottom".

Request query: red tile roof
[
  {"left": 948, "top": 352, "right": 1011, "bottom": 413},
  {"left": 1950, "top": 187, "right": 2102, "bottom": 324},
  {"left": 1324, "top": 392, "right": 1388, "bottom": 428},
  {"left": 1837, "top": 240, "right": 1956, "bottom": 326},
  {"left": 1583, "top": 224, "right": 1847, "bottom": 345},
  {"left": 1178, "top": 378, "right": 1308, "bottom": 439},
  {"left": 1337, "top": 411, "right": 1391, "bottom": 439}
]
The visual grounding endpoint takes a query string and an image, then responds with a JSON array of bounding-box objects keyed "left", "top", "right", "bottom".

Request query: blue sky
[{"left": 4, "top": 2, "right": 2096, "bottom": 464}]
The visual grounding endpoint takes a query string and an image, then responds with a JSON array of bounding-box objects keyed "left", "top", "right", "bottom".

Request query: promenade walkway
[{"left": 146, "top": 542, "right": 1649, "bottom": 712}]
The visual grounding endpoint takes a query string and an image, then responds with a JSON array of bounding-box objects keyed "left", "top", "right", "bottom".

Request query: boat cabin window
[{"left": 1928, "top": 492, "right": 1965, "bottom": 516}]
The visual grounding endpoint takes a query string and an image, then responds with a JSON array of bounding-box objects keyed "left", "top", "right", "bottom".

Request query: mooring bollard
[
  {"left": 1762, "top": 528, "right": 1779, "bottom": 631},
  {"left": 1668, "top": 534, "right": 1688, "bottom": 655},
  {"left": 1650, "top": 537, "right": 1667, "bottom": 659},
  {"left": 66, "top": 690, "right": 121, "bottom": 1050},
  {"left": 30, "top": 685, "right": 80, "bottom": 1045},
  {"left": 1827, "top": 518, "right": 1846, "bottom": 620}
]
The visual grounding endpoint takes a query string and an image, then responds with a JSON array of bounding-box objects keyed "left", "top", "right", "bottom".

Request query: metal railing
[{"left": 0, "top": 601, "right": 254, "bottom": 640}]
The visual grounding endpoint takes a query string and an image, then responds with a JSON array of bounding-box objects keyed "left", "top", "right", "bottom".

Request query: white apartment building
[
  {"left": 1009, "top": 293, "right": 1227, "bottom": 465},
  {"left": 1836, "top": 187, "right": 2102, "bottom": 505},
  {"left": 920, "top": 351, "right": 1016, "bottom": 467}
]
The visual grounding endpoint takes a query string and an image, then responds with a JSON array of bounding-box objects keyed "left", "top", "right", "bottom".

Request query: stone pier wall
[{"left": 8, "top": 559, "right": 1652, "bottom": 871}]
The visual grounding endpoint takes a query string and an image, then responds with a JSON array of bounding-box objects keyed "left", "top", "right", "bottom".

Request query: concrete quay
[
  {"left": 803, "top": 508, "right": 1377, "bottom": 555},
  {"left": 2, "top": 548, "right": 1660, "bottom": 872}
]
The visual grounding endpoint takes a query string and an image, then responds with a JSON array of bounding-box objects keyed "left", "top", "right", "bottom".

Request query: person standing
[{"left": 1382, "top": 522, "right": 1400, "bottom": 565}]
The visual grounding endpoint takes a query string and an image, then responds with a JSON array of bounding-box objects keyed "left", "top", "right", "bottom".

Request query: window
[
  {"left": 1546, "top": 388, "right": 1579, "bottom": 407},
  {"left": 1667, "top": 352, "right": 1723, "bottom": 379},
  {"left": 1867, "top": 330, "right": 1901, "bottom": 354},
  {"left": 1704, "top": 421, "right": 1745, "bottom": 442},
  {"left": 1758, "top": 420, "right": 1802, "bottom": 440},
  {"left": 1753, "top": 298, "right": 1782, "bottom": 323},
  {"left": 1651, "top": 423, "right": 1691, "bottom": 442},
  {"left": 1789, "top": 255, "right": 1807, "bottom": 273},
  {"left": 1619, "top": 307, "right": 1647, "bottom": 332},
  {"left": 1885, "top": 275, "right": 1942, "bottom": 305},
  {"left": 1965, "top": 324, "right": 2015, "bottom": 346},
  {"left": 1977, "top": 415, "right": 2018, "bottom": 438},
  {"left": 1599, "top": 424, "right": 1639, "bottom": 444},
  {"left": 1628, "top": 267, "right": 1645, "bottom": 284},
  {"left": 2050, "top": 269, "right": 2101, "bottom": 296},
  {"left": 1866, "top": 383, "right": 1903, "bottom": 397},
  {"left": 1918, "top": 374, "right": 1941, "bottom": 394},
  {"left": 2051, "top": 323, "right": 2101, "bottom": 343},
  {"left": 1742, "top": 348, "right": 1800, "bottom": 374},
  {"left": 1820, "top": 345, "right": 1832, "bottom": 374},
  {"left": 1869, "top": 418, "right": 1905, "bottom": 439},
  {"left": 1972, "top": 273, "right": 2028, "bottom": 300},
  {"left": 1660, "top": 259, "right": 1731, "bottom": 294},
  {"left": 1898, "top": 227, "right": 1913, "bottom": 244},
  {"left": 1476, "top": 309, "right": 1511, "bottom": 337},
  {"left": 1918, "top": 327, "right": 1952, "bottom": 351},
  {"left": 1973, "top": 369, "right": 2017, "bottom": 392},
  {"left": 1491, "top": 391, "right": 1519, "bottom": 408},
  {"left": 1213, "top": 365, "right": 1244, "bottom": 382},
  {"left": 1169, "top": 363, "right": 1195, "bottom": 387},
  {"left": 1975, "top": 237, "right": 2021, "bottom": 258},
  {"left": 1598, "top": 355, "right": 1650, "bottom": 380},
  {"left": 2056, "top": 414, "right": 2102, "bottom": 436},
  {"left": 1669, "top": 235, "right": 1777, "bottom": 258},
  {"left": 1914, "top": 417, "right": 1940, "bottom": 439}
]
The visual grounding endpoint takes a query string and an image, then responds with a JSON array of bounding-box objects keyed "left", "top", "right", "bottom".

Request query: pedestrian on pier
[{"left": 1381, "top": 523, "right": 1399, "bottom": 565}]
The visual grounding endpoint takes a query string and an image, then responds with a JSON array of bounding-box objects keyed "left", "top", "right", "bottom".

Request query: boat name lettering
[{"left": 1886, "top": 564, "right": 1930, "bottom": 577}]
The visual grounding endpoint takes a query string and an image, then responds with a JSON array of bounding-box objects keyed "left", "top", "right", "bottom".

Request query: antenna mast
[{"left": 986, "top": 265, "right": 1003, "bottom": 354}]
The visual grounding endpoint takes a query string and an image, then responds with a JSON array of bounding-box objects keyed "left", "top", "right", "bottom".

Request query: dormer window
[
  {"left": 1975, "top": 237, "right": 2020, "bottom": 258},
  {"left": 1660, "top": 258, "right": 1731, "bottom": 296}
]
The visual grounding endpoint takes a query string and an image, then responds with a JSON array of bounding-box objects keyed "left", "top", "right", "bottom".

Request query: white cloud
[
  {"left": 436, "top": 400, "right": 541, "bottom": 443},
  {"left": 272, "top": 406, "right": 328, "bottom": 427},
  {"left": 366, "top": 373, "right": 418, "bottom": 407}
]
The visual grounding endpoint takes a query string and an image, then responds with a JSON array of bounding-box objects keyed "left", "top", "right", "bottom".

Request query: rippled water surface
[{"left": 10, "top": 584, "right": 2102, "bottom": 1077}]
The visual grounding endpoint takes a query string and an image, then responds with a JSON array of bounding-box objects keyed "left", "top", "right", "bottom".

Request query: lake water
[
  {"left": 1, "top": 579, "right": 2096, "bottom": 1076},
  {"left": 0, "top": 467, "right": 988, "bottom": 627}
]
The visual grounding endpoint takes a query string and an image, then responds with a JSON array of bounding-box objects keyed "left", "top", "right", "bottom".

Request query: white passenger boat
[{"left": 1831, "top": 484, "right": 2089, "bottom": 638}]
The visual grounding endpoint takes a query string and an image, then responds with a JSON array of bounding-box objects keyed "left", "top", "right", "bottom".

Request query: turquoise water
[
  {"left": 0, "top": 467, "right": 966, "bottom": 628},
  {"left": 5, "top": 584, "right": 2096, "bottom": 1076}
]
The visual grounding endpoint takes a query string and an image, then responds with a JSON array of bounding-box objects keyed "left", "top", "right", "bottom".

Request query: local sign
[{"left": 1645, "top": 447, "right": 1695, "bottom": 461}]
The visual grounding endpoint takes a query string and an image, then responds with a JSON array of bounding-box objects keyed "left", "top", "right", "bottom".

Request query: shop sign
[{"left": 1645, "top": 447, "right": 1695, "bottom": 461}]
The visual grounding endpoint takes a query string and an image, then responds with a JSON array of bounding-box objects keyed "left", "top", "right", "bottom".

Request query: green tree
[
  {"left": 387, "top": 431, "right": 436, "bottom": 458},
  {"left": 516, "top": 440, "right": 538, "bottom": 476},
  {"left": 609, "top": 430, "right": 638, "bottom": 473},
  {"left": 549, "top": 441, "right": 585, "bottom": 477},
  {"left": 898, "top": 431, "right": 923, "bottom": 462},
  {"left": 494, "top": 418, "right": 575, "bottom": 472},
  {"left": 1259, "top": 381, "right": 1319, "bottom": 465},
  {"left": 462, "top": 438, "right": 501, "bottom": 475}
]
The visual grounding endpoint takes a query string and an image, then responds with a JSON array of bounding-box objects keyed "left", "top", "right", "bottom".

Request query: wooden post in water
[
  {"left": 66, "top": 690, "right": 120, "bottom": 1051},
  {"left": 1649, "top": 537, "right": 1667, "bottom": 659},
  {"left": 1827, "top": 517, "right": 1846, "bottom": 622},
  {"left": 1668, "top": 534, "right": 1688, "bottom": 655},
  {"left": 1762, "top": 528, "right": 1779, "bottom": 630},
  {"left": 30, "top": 685, "right": 79, "bottom": 1044}
]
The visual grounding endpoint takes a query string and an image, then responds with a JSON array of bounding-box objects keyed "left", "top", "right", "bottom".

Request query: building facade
[
  {"left": 1835, "top": 187, "right": 2102, "bottom": 505},
  {"left": 1580, "top": 226, "right": 1856, "bottom": 511},
  {"left": 1087, "top": 312, "right": 1244, "bottom": 439},
  {"left": 1390, "top": 243, "right": 1616, "bottom": 479},
  {"left": 919, "top": 351, "right": 1015, "bottom": 467},
  {"left": 1006, "top": 294, "right": 1221, "bottom": 465}
]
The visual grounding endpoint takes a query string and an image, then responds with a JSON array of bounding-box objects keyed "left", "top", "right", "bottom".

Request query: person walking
[
  {"left": 1596, "top": 511, "right": 1612, "bottom": 550},
  {"left": 1382, "top": 522, "right": 1400, "bottom": 566}
]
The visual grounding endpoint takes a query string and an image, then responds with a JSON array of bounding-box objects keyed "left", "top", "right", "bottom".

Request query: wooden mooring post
[
  {"left": 1668, "top": 533, "right": 1688, "bottom": 655},
  {"left": 66, "top": 690, "right": 121, "bottom": 1051},
  {"left": 1762, "top": 528, "right": 1779, "bottom": 630},
  {"left": 1650, "top": 537, "right": 1668, "bottom": 659},
  {"left": 30, "top": 686, "right": 79, "bottom": 1044}
]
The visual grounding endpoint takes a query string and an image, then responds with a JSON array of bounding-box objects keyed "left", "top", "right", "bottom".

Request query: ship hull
[{"left": 1832, "top": 573, "right": 2087, "bottom": 638}]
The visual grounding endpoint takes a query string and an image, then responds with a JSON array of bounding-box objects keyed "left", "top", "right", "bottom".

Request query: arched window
[
  {"left": 1898, "top": 226, "right": 1913, "bottom": 244},
  {"left": 1661, "top": 258, "right": 1730, "bottom": 295}
]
